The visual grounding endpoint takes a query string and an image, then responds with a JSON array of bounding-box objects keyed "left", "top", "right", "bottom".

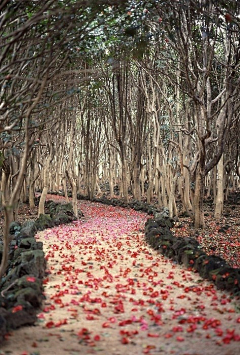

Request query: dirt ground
[{"left": 0, "top": 197, "right": 240, "bottom": 355}]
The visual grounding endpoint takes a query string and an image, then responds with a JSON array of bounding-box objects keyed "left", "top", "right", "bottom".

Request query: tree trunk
[
  {"left": 168, "top": 169, "right": 178, "bottom": 218},
  {"left": 146, "top": 141, "right": 153, "bottom": 204},
  {"left": 132, "top": 164, "right": 141, "bottom": 200},
  {"left": 109, "top": 165, "right": 114, "bottom": 198},
  {"left": 193, "top": 165, "right": 205, "bottom": 228},
  {"left": 0, "top": 206, "right": 12, "bottom": 279},
  {"left": 214, "top": 155, "right": 224, "bottom": 219},
  {"left": 62, "top": 176, "right": 69, "bottom": 202},
  {"left": 183, "top": 166, "right": 192, "bottom": 214},
  {"left": 38, "top": 155, "right": 51, "bottom": 216},
  {"left": 121, "top": 155, "right": 129, "bottom": 203},
  {"left": 29, "top": 181, "right": 35, "bottom": 210},
  {"left": 66, "top": 170, "right": 78, "bottom": 218}
]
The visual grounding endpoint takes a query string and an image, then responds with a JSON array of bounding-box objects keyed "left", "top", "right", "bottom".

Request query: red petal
[
  {"left": 102, "top": 322, "right": 111, "bottom": 328},
  {"left": 12, "top": 305, "right": 23, "bottom": 313},
  {"left": 176, "top": 336, "right": 185, "bottom": 342},
  {"left": 121, "top": 337, "right": 129, "bottom": 344},
  {"left": 147, "top": 333, "right": 159, "bottom": 338},
  {"left": 26, "top": 276, "right": 36, "bottom": 282},
  {"left": 45, "top": 321, "right": 55, "bottom": 328}
]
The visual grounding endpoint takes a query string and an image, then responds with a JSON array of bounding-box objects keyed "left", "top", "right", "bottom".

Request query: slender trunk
[
  {"left": 66, "top": 171, "right": 78, "bottom": 218},
  {"left": 38, "top": 186, "right": 48, "bottom": 216},
  {"left": 109, "top": 167, "right": 114, "bottom": 197},
  {"left": 62, "top": 176, "right": 69, "bottom": 202},
  {"left": 160, "top": 162, "right": 168, "bottom": 207},
  {"left": 21, "top": 179, "right": 28, "bottom": 203},
  {"left": 193, "top": 165, "right": 205, "bottom": 228},
  {"left": 168, "top": 171, "right": 178, "bottom": 218},
  {"left": 182, "top": 159, "right": 192, "bottom": 213},
  {"left": 72, "top": 181, "right": 78, "bottom": 217},
  {"left": 140, "top": 167, "right": 146, "bottom": 197},
  {"left": 157, "top": 171, "right": 163, "bottom": 208},
  {"left": 0, "top": 178, "right": 13, "bottom": 278},
  {"left": 132, "top": 164, "right": 141, "bottom": 200},
  {"left": 0, "top": 207, "right": 12, "bottom": 278},
  {"left": 29, "top": 181, "right": 35, "bottom": 210},
  {"left": 214, "top": 155, "right": 224, "bottom": 219},
  {"left": 89, "top": 172, "right": 97, "bottom": 200},
  {"left": 38, "top": 155, "right": 51, "bottom": 216},
  {"left": 206, "top": 172, "right": 211, "bottom": 199},
  {"left": 146, "top": 141, "right": 153, "bottom": 204},
  {"left": 108, "top": 148, "right": 114, "bottom": 197},
  {"left": 213, "top": 166, "right": 217, "bottom": 204},
  {"left": 121, "top": 156, "right": 129, "bottom": 202}
]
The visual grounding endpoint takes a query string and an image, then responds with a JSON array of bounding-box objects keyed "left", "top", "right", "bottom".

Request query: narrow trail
[{"left": 1, "top": 200, "right": 240, "bottom": 355}]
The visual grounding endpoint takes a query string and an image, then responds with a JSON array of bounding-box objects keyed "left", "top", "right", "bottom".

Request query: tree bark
[
  {"left": 214, "top": 155, "right": 224, "bottom": 219},
  {"left": 38, "top": 153, "right": 51, "bottom": 216},
  {"left": 193, "top": 161, "right": 205, "bottom": 228}
]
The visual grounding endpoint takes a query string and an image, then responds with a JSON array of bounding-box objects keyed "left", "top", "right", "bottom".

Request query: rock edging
[
  {"left": 144, "top": 212, "right": 240, "bottom": 297},
  {"left": 79, "top": 194, "right": 160, "bottom": 215},
  {"left": 0, "top": 200, "right": 78, "bottom": 343},
  {"left": 73, "top": 193, "right": 240, "bottom": 296}
]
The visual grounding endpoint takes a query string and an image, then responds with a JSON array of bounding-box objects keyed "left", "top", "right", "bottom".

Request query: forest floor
[{"left": 0, "top": 194, "right": 240, "bottom": 355}]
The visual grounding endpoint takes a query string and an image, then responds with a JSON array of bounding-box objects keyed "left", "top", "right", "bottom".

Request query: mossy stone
[{"left": 34, "top": 214, "right": 53, "bottom": 231}]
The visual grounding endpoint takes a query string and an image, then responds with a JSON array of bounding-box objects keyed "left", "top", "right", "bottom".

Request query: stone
[
  {"left": 18, "top": 237, "right": 38, "bottom": 250},
  {"left": 145, "top": 220, "right": 159, "bottom": 234},
  {"left": 46, "top": 201, "right": 59, "bottom": 216},
  {"left": 158, "top": 241, "right": 172, "bottom": 256},
  {"left": 18, "top": 220, "right": 37, "bottom": 239},
  {"left": 0, "top": 309, "right": 7, "bottom": 342},
  {"left": 19, "top": 250, "right": 46, "bottom": 278},
  {"left": 53, "top": 212, "right": 73, "bottom": 225},
  {"left": 13, "top": 247, "right": 26, "bottom": 260},
  {"left": 4, "top": 308, "right": 36, "bottom": 329},
  {"left": 198, "top": 255, "right": 227, "bottom": 279},
  {"left": 213, "top": 267, "right": 240, "bottom": 292},
  {"left": 17, "top": 275, "right": 43, "bottom": 292},
  {"left": 0, "top": 275, "right": 43, "bottom": 311},
  {"left": 9, "top": 221, "right": 21, "bottom": 236},
  {"left": 154, "top": 207, "right": 170, "bottom": 219},
  {"left": 146, "top": 228, "right": 163, "bottom": 238},
  {"left": 172, "top": 238, "right": 200, "bottom": 263},
  {"left": 34, "top": 214, "right": 54, "bottom": 231},
  {"left": 15, "top": 287, "right": 43, "bottom": 308},
  {"left": 147, "top": 206, "right": 157, "bottom": 215},
  {"left": 194, "top": 254, "right": 208, "bottom": 273},
  {"left": 0, "top": 314, "right": 6, "bottom": 342},
  {"left": 155, "top": 216, "right": 174, "bottom": 228}
]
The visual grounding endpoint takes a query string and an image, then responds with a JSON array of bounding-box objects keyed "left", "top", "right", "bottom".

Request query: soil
[{"left": 0, "top": 194, "right": 240, "bottom": 355}]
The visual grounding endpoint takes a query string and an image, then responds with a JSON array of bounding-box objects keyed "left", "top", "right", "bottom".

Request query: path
[{"left": 1, "top": 200, "right": 240, "bottom": 355}]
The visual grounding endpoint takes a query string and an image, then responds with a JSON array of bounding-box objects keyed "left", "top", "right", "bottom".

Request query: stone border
[
  {"left": 0, "top": 200, "right": 78, "bottom": 343},
  {"left": 144, "top": 213, "right": 240, "bottom": 296},
  {"left": 76, "top": 194, "right": 240, "bottom": 296}
]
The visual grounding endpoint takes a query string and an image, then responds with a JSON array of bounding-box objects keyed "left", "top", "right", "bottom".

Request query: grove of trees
[{"left": 0, "top": 0, "right": 239, "bottom": 278}]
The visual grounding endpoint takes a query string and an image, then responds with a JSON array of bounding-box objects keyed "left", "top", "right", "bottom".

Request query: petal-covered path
[{"left": 1, "top": 200, "right": 240, "bottom": 355}]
